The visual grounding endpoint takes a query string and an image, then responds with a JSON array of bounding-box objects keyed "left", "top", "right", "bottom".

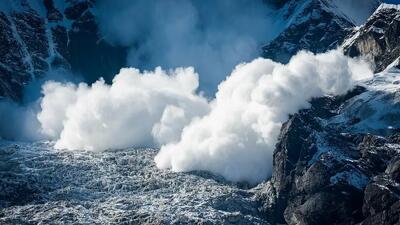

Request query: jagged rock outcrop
[
  {"left": 262, "top": 0, "right": 381, "bottom": 63},
  {"left": 0, "top": 0, "right": 382, "bottom": 101},
  {"left": 256, "top": 82, "right": 400, "bottom": 225},
  {"left": 0, "top": 0, "right": 126, "bottom": 101},
  {"left": 343, "top": 4, "right": 400, "bottom": 72},
  {"left": 256, "top": 4, "right": 400, "bottom": 224}
]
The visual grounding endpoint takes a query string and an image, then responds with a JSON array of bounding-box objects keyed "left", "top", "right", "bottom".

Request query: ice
[{"left": 0, "top": 141, "right": 268, "bottom": 224}]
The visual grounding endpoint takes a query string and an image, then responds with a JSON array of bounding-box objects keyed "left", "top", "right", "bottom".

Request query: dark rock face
[
  {"left": 342, "top": 5, "right": 400, "bottom": 72},
  {"left": 256, "top": 83, "right": 400, "bottom": 225},
  {"left": 0, "top": 0, "right": 126, "bottom": 101},
  {"left": 0, "top": 0, "right": 381, "bottom": 101},
  {"left": 262, "top": 0, "right": 355, "bottom": 63},
  {"left": 0, "top": 12, "right": 32, "bottom": 100},
  {"left": 256, "top": 5, "right": 400, "bottom": 224}
]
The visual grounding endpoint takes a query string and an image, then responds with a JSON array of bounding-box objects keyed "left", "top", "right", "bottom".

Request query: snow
[
  {"left": 0, "top": 141, "right": 268, "bottom": 224},
  {"left": 341, "top": 28, "right": 361, "bottom": 48},
  {"left": 327, "top": 66, "right": 400, "bottom": 136},
  {"left": 371, "top": 26, "right": 384, "bottom": 34},
  {"left": 385, "top": 57, "right": 400, "bottom": 72},
  {"left": 376, "top": 3, "right": 400, "bottom": 12},
  {"left": 330, "top": 170, "right": 369, "bottom": 190}
]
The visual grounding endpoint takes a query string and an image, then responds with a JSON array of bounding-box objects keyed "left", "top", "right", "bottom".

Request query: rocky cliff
[
  {"left": 255, "top": 4, "right": 400, "bottom": 224},
  {"left": 0, "top": 0, "right": 381, "bottom": 101},
  {"left": 0, "top": 0, "right": 125, "bottom": 101},
  {"left": 262, "top": 0, "right": 381, "bottom": 63},
  {"left": 343, "top": 4, "right": 400, "bottom": 73}
]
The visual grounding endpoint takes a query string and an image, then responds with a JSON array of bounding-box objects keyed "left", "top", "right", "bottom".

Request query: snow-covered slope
[
  {"left": 256, "top": 62, "right": 400, "bottom": 224},
  {"left": 0, "top": 141, "right": 268, "bottom": 224},
  {"left": 1, "top": 1, "right": 399, "bottom": 225},
  {"left": 262, "top": 0, "right": 381, "bottom": 63},
  {"left": 342, "top": 3, "right": 400, "bottom": 72}
]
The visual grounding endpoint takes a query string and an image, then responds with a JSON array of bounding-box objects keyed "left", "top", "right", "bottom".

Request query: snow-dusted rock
[
  {"left": 0, "top": 0, "right": 125, "bottom": 101},
  {"left": 262, "top": 0, "right": 380, "bottom": 63},
  {"left": 343, "top": 3, "right": 400, "bottom": 72}
]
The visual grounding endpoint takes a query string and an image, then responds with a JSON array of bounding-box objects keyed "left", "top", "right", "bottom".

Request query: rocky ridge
[
  {"left": 343, "top": 3, "right": 400, "bottom": 73},
  {"left": 262, "top": 0, "right": 381, "bottom": 63},
  {"left": 255, "top": 4, "right": 400, "bottom": 224},
  {"left": 1, "top": 1, "right": 400, "bottom": 225},
  {"left": 0, "top": 0, "right": 382, "bottom": 101}
]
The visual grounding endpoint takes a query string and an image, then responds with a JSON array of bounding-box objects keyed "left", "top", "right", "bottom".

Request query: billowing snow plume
[
  {"left": 155, "top": 50, "right": 373, "bottom": 184},
  {"left": 38, "top": 67, "right": 209, "bottom": 151},
  {"left": 3, "top": 50, "right": 372, "bottom": 184},
  {"left": 95, "top": 0, "right": 279, "bottom": 96}
]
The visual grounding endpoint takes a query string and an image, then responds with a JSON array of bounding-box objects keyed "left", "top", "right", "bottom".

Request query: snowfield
[{"left": 0, "top": 141, "right": 268, "bottom": 224}]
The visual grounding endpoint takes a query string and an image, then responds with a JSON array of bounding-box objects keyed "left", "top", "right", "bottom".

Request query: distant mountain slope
[
  {"left": 0, "top": 0, "right": 381, "bottom": 101},
  {"left": 263, "top": 0, "right": 381, "bottom": 63}
]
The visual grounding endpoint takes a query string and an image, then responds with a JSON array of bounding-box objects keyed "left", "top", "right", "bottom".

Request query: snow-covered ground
[{"left": 0, "top": 141, "right": 268, "bottom": 224}]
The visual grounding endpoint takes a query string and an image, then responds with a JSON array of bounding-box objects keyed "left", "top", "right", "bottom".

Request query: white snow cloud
[
  {"left": 0, "top": 50, "right": 372, "bottom": 184},
  {"left": 95, "top": 0, "right": 281, "bottom": 96},
  {"left": 155, "top": 50, "right": 373, "bottom": 184},
  {"left": 37, "top": 67, "right": 209, "bottom": 151}
]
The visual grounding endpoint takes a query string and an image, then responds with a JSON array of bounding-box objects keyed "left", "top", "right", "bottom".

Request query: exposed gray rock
[
  {"left": 0, "top": 0, "right": 126, "bottom": 101},
  {"left": 256, "top": 82, "right": 400, "bottom": 225},
  {"left": 262, "top": 0, "right": 379, "bottom": 63},
  {"left": 342, "top": 4, "right": 400, "bottom": 73}
]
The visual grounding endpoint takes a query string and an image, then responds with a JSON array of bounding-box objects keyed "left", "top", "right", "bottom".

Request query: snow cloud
[
  {"left": 0, "top": 47, "right": 372, "bottom": 184},
  {"left": 30, "top": 50, "right": 372, "bottom": 184},
  {"left": 155, "top": 50, "right": 373, "bottom": 184},
  {"left": 95, "top": 0, "right": 280, "bottom": 96},
  {"left": 37, "top": 67, "right": 209, "bottom": 151}
]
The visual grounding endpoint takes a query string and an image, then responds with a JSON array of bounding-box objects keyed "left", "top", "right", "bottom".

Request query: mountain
[
  {"left": 0, "top": 0, "right": 381, "bottom": 101},
  {"left": 343, "top": 3, "right": 400, "bottom": 72},
  {"left": 256, "top": 4, "right": 400, "bottom": 225},
  {"left": 1, "top": 1, "right": 400, "bottom": 225},
  {"left": 0, "top": 0, "right": 125, "bottom": 101},
  {"left": 263, "top": 0, "right": 381, "bottom": 63}
]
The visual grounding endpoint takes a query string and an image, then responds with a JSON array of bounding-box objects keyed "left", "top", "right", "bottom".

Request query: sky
[{"left": 385, "top": 0, "right": 400, "bottom": 3}]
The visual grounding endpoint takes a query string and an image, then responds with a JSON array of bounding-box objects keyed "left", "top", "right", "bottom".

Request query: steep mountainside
[
  {"left": 255, "top": 5, "right": 400, "bottom": 225},
  {"left": 343, "top": 4, "right": 400, "bottom": 72},
  {"left": 0, "top": 0, "right": 125, "bottom": 101},
  {"left": 0, "top": 0, "right": 381, "bottom": 101},
  {"left": 262, "top": 0, "right": 381, "bottom": 63},
  {"left": 1, "top": 1, "right": 400, "bottom": 225}
]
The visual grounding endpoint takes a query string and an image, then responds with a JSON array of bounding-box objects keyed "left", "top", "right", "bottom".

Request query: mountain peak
[{"left": 376, "top": 2, "right": 400, "bottom": 12}]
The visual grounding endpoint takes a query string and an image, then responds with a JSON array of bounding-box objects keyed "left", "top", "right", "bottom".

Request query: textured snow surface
[
  {"left": 376, "top": 3, "right": 400, "bottom": 12},
  {"left": 0, "top": 141, "right": 268, "bottom": 224},
  {"left": 328, "top": 69, "right": 400, "bottom": 135}
]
